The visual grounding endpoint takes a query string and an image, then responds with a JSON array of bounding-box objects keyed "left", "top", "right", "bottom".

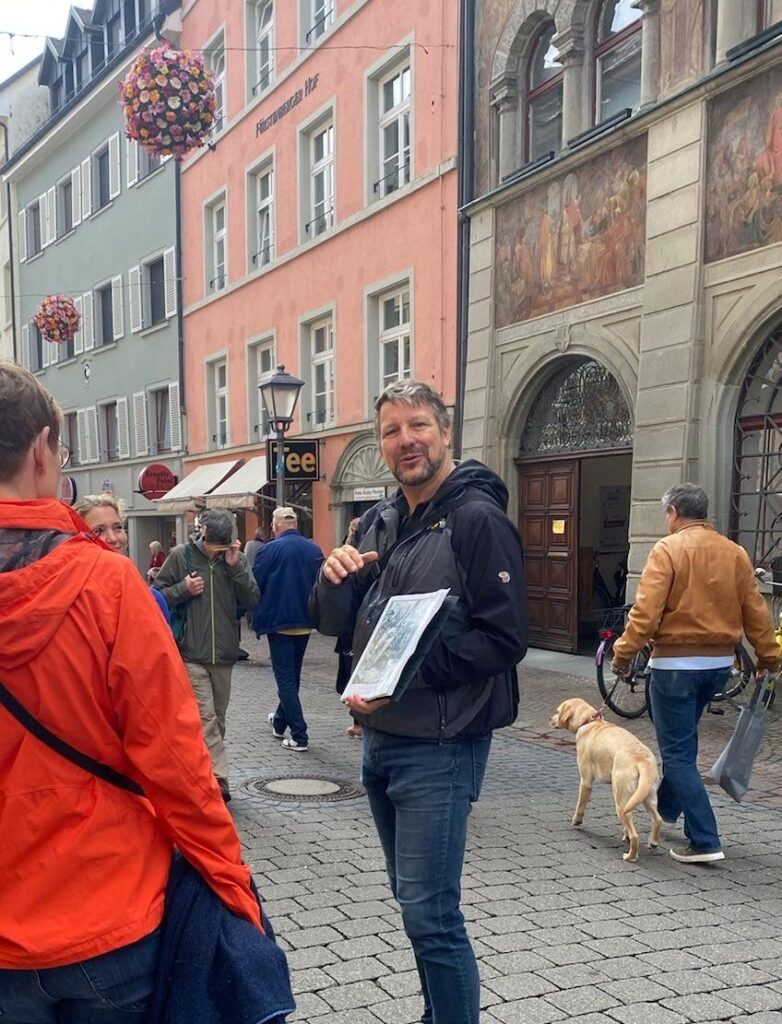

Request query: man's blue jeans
[
  {"left": 267, "top": 632, "right": 310, "bottom": 745},
  {"left": 361, "top": 728, "right": 491, "bottom": 1024},
  {"left": 649, "top": 667, "right": 732, "bottom": 853},
  {"left": 0, "top": 927, "right": 159, "bottom": 1023}
]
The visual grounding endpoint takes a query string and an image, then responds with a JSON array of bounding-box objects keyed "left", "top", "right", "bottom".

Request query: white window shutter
[
  {"left": 76, "top": 409, "right": 88, "bottom": 464},
  {"left": 127, "top": 138, "right": 139, "bottom": 187},
  {"left": 73, "top": 295, "right": 84, "bottom": 354},
  {"left": 81, "top": 157, "right": 92, "bottom": 218},
  {"left": 71, "top": 166, "right": 81, "bottom": 227},
  {"left": 50, "top": 339, "right": 59, "bottom": 365},
  {"left": 86, "top": 406, "right": 99, "bottom": 463},
  {"left": 47, "top": 187, "right": 57, "bottom": 243},
  {"left": 163, "top": 246, "right": 177, "bottom": 318},
  {"left": 18, "top": 210, "right": 27, "bottom": 262},
  {"left": 82, "top": 291, "right": 95, "bottom": 350},
  {"left": 111, "top": 275, "right": 124, "bottom": 339},
  {"left": 39, "top": 193, "right": 49, "bottom": 247},
  {"left": 129, "top": 265, "right": 142, "bottom": 332},
  {"left": 42, "top": 336, "right": 50, "bottom": 367},
  {"left": 117, "top": 397, "right": 130, "bottom": 459},
  {"left": 168, "top": 382, "right": 182, "bottom": 450},
  {"left": 20, "top": 324, "right": 30, "bottom": 368},
  {"left": 133, "top": 391, "right": 148, "bottom": 456},
  {"left": 109, "top": 133, "right": 121, "bottom": 199}
]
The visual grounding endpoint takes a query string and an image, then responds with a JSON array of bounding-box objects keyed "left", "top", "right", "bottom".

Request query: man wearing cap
[
  {"left": 252, "top": 508, "right": 324, "bottom": 751},
  {"left": 154, "top": 508, "right": 259, "bottom": 801}
]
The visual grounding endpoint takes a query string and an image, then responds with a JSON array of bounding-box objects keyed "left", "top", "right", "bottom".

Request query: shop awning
[
  {"left": 153, "top": 459, "right": 242, "bottom": 513},
  {"left": 203, "top": 455, "right": 269, "bottom": 510}
]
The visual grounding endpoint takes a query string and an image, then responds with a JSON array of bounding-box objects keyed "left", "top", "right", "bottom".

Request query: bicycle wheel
[
  {"left": 596, "top": 638, "right": 650, "bottom": 718},
  {"left": 714, "top": 643, "right": 754, "bottom": 702}
]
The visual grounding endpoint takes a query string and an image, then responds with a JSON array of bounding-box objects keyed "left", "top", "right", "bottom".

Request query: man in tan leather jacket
[{"left": 612, "top": 483, "right": 778, "bottom": 864}]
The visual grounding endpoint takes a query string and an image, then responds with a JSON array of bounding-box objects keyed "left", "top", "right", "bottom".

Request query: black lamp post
[{"left": 258, "top": 364, "right": 305, "bottom": 509}]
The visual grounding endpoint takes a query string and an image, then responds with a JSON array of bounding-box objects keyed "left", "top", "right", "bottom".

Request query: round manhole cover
[{"left": 246, "top": 774, "right": 365, "bottom": 803}]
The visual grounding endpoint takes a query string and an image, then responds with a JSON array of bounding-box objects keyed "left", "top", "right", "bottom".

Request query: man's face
[
  {"left": 664, "top": 507, "right": 677, "bottom": 534},
  {"left": 378, "top": 401, "right": 451, "bottom": 488}
]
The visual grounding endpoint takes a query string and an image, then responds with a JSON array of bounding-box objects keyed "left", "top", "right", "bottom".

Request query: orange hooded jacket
[{"left": 0, "top": 499, "right": 261, "bottom": 968}]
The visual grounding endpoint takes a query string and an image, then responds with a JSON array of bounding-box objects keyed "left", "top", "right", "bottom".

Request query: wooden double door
[{"left": 518, "top": 459, "right": 579, "bottom": 653}]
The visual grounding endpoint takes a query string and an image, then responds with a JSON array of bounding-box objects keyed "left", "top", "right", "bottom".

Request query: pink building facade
[{"left": 178, "top": 0, "right": 458, "bottom": 549}]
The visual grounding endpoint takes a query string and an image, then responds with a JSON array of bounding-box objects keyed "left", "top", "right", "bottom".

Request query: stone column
[
  {"left": 635, "top": 0, "right": 660, "bottom": 108},
  {"left": 715, "top": 0, "right": 758, "bottom": 63},
  {"left": 491, "top": 77, "right": 520, "bottom": 182},
  {"left": 556, "top": 28, "right": 585, "bottom": 146}
]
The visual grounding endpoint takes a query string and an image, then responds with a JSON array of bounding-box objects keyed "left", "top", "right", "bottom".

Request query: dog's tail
[{"left": 623, "top": 759, "right": 656, "bottom": 815}]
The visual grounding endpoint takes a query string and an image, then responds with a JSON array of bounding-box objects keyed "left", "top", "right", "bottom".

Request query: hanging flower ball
[
  {"left": 34, "top": 294, "right": 81, "bottom": 344},
  {"left": 120, "top": 45, "right": 216, "bottom": 160}
]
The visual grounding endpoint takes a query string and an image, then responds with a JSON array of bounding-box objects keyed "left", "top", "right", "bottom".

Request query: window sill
[
  {"left": 25, "top": 250, "right": 44, "bottom": 264},
  {"left": 56, "top": 355, "right": 78, "bottom": 367},
  {"left": 89, "top": 201, "right": 115, "bottom": 222},
  {"left": 91, "top": 340, "right": 118, "bottom": 355},
  {"left": 54, "top": 228, "right": 77, "bottom": 246},
  {"left": 139, "top": 320, "right": 169, "bottom": 337},
  {"left": 134, "top": 164, "right": 166, "bottom": 188}
]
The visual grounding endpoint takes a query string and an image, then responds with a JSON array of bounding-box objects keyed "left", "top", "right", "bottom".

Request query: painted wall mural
[
  {"left": 659, "top": 0, "right": 704, "bottom": 98},
  {"left": 705, "top": 64, "right": 782, "bottom": 263},
  {"left": 494, "top": 135, "right": 647, "bottom": 327}
]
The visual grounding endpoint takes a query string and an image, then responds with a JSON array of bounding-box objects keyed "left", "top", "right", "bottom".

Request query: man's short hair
[
  {"left": 199, "top": 508, "right": 235, "bottom": 545},
  {"left": 373, "top": 380, "right": 450, "bottom": 440},
  {"left": 254, "top": 527, "right": 266, "bottom": 540},
  {"left": 272, "top": 506, "right": 297, "bottom": 524},
  {"left": 661, "top": 484, "right": 709, "bottom": 521},
  {"left": 0, "top": 360, "right": 61, "bottom": 481}
]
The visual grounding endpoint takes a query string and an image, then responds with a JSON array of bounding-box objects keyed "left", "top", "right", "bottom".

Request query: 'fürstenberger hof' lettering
[{"left": 255, "top": 74, "right": 320, "bottom": 136}]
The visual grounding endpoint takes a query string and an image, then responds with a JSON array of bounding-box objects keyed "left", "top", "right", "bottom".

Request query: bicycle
[{"left": 595, "top": 605, "right": 754, "bottom": 719}]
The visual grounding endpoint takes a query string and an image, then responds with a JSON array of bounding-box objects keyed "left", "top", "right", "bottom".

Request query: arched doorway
[
  {"left": 732, "top": 327, "right": 782, "bottom": 569},
  {"left": 331, "top": 435, "right": 396, "bottom": 543},
  {"left": 516, "top": 358, "right": 633, "bottom": 652}
]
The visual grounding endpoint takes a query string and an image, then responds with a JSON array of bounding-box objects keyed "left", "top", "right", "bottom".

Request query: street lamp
[{"left": 259, "top": 364, "right": 305, "bottom": 509}]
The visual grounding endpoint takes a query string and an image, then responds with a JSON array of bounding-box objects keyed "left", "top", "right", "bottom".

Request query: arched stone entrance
[
  {"left": 516, "top": 357, "right": 634, "bottom": 652},
  {"left": 331, "top": 434, "right": 396, "bottom": 543}
]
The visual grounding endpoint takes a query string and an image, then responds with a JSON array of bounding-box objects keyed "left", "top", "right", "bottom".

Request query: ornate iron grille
[
  {"left": 520, "top": 358, "right": 633, "bottom": 454},
  {"left": 732, "top": 329, "right": 782, "bottom": 566}
]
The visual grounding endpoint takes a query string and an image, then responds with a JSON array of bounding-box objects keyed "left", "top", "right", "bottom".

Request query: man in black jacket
[{"left": 310, "top": 380, "right": 527, "bottom": 1024}]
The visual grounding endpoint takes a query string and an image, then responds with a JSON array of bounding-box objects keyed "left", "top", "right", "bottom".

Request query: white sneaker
[
  {"left": 267, "top": 712, "right": 285, "bottom": 740},
  {"left": 282, "top": 737, "right": 308, "bottom": 752},
  {"left": 670, "top": 844, "right": 725, "bottom": 863}
]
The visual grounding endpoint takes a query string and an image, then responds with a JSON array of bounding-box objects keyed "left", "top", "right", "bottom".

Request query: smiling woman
[{"left": 73, "top": 492, "right": 128, "bottom": 553}]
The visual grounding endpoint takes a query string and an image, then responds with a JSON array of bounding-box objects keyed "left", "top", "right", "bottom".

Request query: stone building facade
[{"left": 464, "top": 0, "right": 782, "bottom": 651}]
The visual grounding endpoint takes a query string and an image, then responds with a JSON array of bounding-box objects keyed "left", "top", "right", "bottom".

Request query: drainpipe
[
  {"left": 174, "top": 158, "right": 185, "bottom": 450},
  {"left": 2, "top": 123, "right": 17, "bottom": 361},
  {"left": 454, "top": 0, "right": 475, "bottom": 458}
]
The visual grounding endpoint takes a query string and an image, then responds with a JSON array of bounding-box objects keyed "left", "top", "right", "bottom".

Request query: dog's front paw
[
  {"left": 622, "top": 850, "right": 638, "bottom": 862},
  {"left": 572, "top": 816, "right": 583, "bottom": 827},
  {"left": 648, "top": 840, "right": 659, "bottom": 849}
]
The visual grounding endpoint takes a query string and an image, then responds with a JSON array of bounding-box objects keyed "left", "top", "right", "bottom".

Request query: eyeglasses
[{"left": 58, "top": 442, "right": 71, "bottom": 469}]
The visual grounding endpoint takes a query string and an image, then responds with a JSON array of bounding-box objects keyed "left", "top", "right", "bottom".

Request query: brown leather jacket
[{"left": 614, "top": 522, "right": 779, "bottom": 670}]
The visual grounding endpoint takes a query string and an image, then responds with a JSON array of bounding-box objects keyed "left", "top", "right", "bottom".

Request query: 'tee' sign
[{"left": 266, "top": 440, "right": 319, "bottom": 482}]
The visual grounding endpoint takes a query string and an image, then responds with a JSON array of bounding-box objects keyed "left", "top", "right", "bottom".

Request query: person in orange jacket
[{"left": 0, "top": 360, "right": 260, "bottom": 1020}]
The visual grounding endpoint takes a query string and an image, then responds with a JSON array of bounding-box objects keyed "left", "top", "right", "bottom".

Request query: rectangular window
[
  {"left": 254, "top": 0, "right": 274, "bottom": 95},
  {"left": 209, "top": 200, "right": 227, "bottom": 291},
  {"left": 95, "top": 145, "right": 111, "bottom": 209},
  {"left": 152, "top": 387, "right": 171, "bottom": 452},
  {"left": 27, "top": 201, "right": 42, "bottom": 257},
  {"left": 307, "top": 122, "right": 334, "bottom": 236},
  {"left": 103, "top": 401, "right": 119, "bottom": 461},
  {"left": 253, "top": 164, "right": 274, "bottom": 267},
  {"left": 123, "top": 0, "right": 137, "bottom": 39},
  {"left": 208, "top": 359, "right": 229, "bottom": 449},
  {"left": 57, "top": 177, "right": 74, "bottom": 237},
  {"left": 310, "top": 316, "right": 335, "bottom": 426},
  {"left": 377, "top": 65, "right": 411, "bottom": 196},
  {"left": 95, "top": 283, "right": 114, "bottom": 346},
  {"left": 306, "top": 0, "right": 334, "bottom": 42},
  {"left": 249, "top": 339, "right": 275, "bottom": 438},
  {"left": 379, "top": 287, "right": 411, "bottom": 389},
  {"left": 106, "top": 6, "right": 122, "bottom": 55},
  {"left": 139, "top": 147, "right": 161, "bottom": 180},
  {"left": 147, "top": 256, "right": 166, "bottom": 326},
  {"left": 30, "top": 323, "right": 43, "bottom": 373},
  {"left": 63, "top": 412, "right": 79, "bottom": 465},
  {"left": 209, "top": 36, "right": 226, "bottom": 134}
]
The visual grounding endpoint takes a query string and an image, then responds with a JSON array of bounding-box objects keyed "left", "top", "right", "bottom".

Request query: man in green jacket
[{"left": 155, "top": 508, "right": 259, "bottom": 802}]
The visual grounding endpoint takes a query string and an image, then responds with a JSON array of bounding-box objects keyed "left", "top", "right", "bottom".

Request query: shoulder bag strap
[{"left": 0, "top": 678, "right": 145, "bottom": 796}]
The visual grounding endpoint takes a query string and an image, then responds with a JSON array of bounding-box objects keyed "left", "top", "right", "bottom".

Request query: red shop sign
[{"left": 138, "top": 463, "right": 177, "bottom": 500}]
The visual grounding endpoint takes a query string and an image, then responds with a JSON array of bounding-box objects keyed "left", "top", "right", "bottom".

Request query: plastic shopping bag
[{"left": 710, "top": 678, "right": 772, "bottom": 802}]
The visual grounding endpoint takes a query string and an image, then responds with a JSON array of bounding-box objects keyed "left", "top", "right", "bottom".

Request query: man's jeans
[
  {"left": 0, "top": 927, "right": 160, "bottom": 1024},
  {"left": 649, "top": 667, "right": 732, "bottom": 853},
  {"left": 268, "top": 632, "right": 310, "bottom": 745},
  {"left": 362, "top": 728, "right": 491, "bottom": 1024}
]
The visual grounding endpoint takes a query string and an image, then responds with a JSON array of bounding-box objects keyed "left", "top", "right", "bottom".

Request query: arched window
[
  {"left": 732, "top": 329, "right": 782, "bottom": 565},
  {"left": 527, "top": 21, "right": 563, "bottom": 161},
  {"left": 594, "top": 0, "right": 642, "bottom": 123}
]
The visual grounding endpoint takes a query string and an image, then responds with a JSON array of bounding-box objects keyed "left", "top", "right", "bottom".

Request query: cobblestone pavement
[{"left": 227, "top": 631, "right": 782, "bottom": 1024}]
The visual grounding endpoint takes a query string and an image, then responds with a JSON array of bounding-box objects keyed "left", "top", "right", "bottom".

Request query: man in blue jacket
[{"left": 252, "top": 508, "right": 323, "bottom": 752}]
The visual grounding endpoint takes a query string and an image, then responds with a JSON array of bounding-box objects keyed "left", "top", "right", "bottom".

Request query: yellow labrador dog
[{"left": 550, "top": 697, "right": 662, "bottom": 862}]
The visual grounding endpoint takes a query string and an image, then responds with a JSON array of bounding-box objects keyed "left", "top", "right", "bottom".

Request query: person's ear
[{"left": 32, "top": 427, "right": 52, "bottom": 475}]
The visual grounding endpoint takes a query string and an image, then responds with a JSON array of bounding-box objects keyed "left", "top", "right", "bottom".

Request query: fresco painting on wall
[
  {"left": 494, "top": 136, "right": 647, "bottom": 327},
  {"left": 659, "top": 0, "right": 703, "bottom": 97},
  {"left": 706, "top": 64, "right": 782, "bottom": 263}
]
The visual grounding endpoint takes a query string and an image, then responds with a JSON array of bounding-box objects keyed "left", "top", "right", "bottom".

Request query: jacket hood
[
  {"left": 433, "top": 459, "right": 509, "bottom": 513},
  {"left": 0, "top": 499, "right": 103, "bottom": 670}
]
